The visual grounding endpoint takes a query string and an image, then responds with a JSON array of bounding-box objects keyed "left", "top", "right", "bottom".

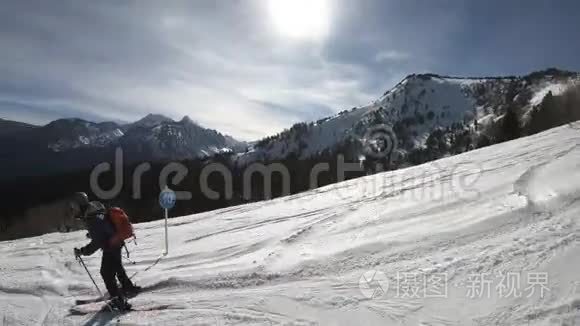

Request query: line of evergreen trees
[{"left": 0, "top": 147, "right": 367, "bottom": 235}]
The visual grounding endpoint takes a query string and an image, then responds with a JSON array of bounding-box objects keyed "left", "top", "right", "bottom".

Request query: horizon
[
  {"left": 1, "top": 1, "right": 580, "bottom": 141},
  {"left": 1, "top": 67, "right": 576, "bottom": 141}
]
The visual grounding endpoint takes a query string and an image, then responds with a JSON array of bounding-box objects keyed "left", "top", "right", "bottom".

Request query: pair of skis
[
  {"left": 70, "top": 302, "right": 172, "bottom": 315},
  {"left": 72, "top": 297, "right": 173, "bottom": 316},
  {"left": 72, "top": 288, "right": 139, "bottom": 314}
]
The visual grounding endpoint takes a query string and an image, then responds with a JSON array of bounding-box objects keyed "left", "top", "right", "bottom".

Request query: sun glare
[{"left": 268, "top": 0, "right": 330, "bottom": 40}]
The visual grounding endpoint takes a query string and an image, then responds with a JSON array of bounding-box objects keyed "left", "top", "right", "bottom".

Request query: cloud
[
  {"left": 375, "top": 50, "right": 411, "bottom": 63},
  {"left": 1, "top": 0, "right": 579, "bottom": 140},
  {"left": 0, "top": 1, "right": 383, "bottom": 140}
]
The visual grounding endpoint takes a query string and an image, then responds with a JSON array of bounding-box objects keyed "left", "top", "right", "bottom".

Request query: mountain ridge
[
  {"left": 0, "top": 114, "right": 247, "bottom": 180},
  {"left": 239, "top": 68, "right": 579, "bottom": 171},
  {"left": 0, "top": 118, "right": 39, "bottom": 135},
  {"left": 1, "top": 68, "right": 578, "bottom": 179}
]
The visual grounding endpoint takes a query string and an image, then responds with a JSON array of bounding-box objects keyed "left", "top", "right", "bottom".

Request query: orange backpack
[{"left": 108, "top": 207, "right": 135, "bottom": 246}]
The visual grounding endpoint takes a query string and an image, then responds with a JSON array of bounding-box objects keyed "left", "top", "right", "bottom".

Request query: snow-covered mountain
[
  {"left": 120, "top": 115, "right": 247, "bottom": 161},
  {"left": 44, "top": 118, "right": 125, "bottom": 152},
  {"left": 41, "top": 114, "right": 246, "bottom": 158},
  {"left": 3, "top": 123, "right": 580, "bottom": 325},
  {"left": 130, "top": 113, "right": 175, "bottom": 129},
  {"left": 0, "top": 115, "right": 246, "bottom": 179},
  {"left": 2, "top": 68, "right": 578, "bottom": 181},
  {"left": 240, "top": 69, "right": 579, "bottom": 167}
]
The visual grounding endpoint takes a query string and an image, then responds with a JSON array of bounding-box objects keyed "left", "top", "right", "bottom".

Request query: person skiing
[{"left": 72, "top": 192, "right": 140, "bottom": 310}]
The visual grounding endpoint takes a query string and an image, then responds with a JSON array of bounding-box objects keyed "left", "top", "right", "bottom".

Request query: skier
[{"left": 72, "top": 192, "right": 141, "bottom": 310}]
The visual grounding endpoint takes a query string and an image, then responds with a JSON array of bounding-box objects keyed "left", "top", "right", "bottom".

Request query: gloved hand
[{"left": 74, "top": 247, "right": 82, "bottom": 257}]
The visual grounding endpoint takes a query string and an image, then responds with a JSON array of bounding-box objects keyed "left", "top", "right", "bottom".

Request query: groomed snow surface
[{"left": 2, "top": 123, "right": 580, "bottom": 325}]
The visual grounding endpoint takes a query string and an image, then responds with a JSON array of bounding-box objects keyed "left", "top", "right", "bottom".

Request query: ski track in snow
[{"left": 1, "top": 123, "right": 580, "bottom": 325}]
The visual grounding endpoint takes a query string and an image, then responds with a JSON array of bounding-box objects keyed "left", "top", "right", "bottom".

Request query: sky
[{"left": 1, "top": 0, "right": 579, "bottom": 140}]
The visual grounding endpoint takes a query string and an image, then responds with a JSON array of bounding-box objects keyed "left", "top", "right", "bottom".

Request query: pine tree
[
  {"left": 500, "top": 105, "right": 521, "bottom": 141},
  {"left": 528, "top": 91, "right": 556, "bottom": 135}
]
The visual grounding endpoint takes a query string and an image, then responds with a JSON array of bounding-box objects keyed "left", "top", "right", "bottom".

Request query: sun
[{"left": 267, "top": 0, "right": 331, "bottom": 40}]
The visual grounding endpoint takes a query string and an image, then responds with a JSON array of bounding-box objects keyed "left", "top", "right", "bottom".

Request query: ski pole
[
  {"left": 123, "top": 255, "right": 137, "bottom": 265},
  {"left": 77, "top": 256, "right": 115, "bottom": 313},
  {"left": 124, "top": 244, "right": 130, "bottom": 259},
  {"left": 123, "top": 243, "right": 136, "bottom": 264}
]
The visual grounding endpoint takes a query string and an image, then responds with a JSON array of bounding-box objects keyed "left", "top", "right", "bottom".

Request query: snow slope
[
  {"left": 2, "top": 123, "right": 580, "bottom": 325},
  {"left": 529, "top": 82, "right": 573, "bottom": 107}
]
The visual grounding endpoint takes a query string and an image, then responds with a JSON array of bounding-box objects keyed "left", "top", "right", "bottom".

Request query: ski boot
[
  {"left": 122, "top": 283, "right": 142, "bottom": 298},
  {"left": 109, "top": 296, "right": 132, "bottom": 311}
]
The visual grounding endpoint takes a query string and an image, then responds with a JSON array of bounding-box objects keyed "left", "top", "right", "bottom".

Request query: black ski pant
[{"left": 100, "top": 245, "right": 131, "bottom": 298}]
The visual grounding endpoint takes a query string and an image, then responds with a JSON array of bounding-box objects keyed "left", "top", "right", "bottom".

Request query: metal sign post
[
  {"left": 128, "top": 186, "right": 176, "bottom": 280},
  {"left": 159, "top": 186, "right": 176, "bottom": 256}
]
